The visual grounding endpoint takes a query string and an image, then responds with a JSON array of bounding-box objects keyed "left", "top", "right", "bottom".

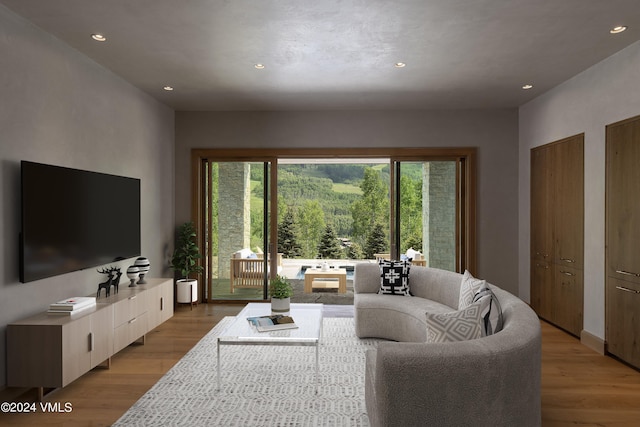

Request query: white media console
[{"left": 6, "top": 278, "right": 174, "bottom": 400}]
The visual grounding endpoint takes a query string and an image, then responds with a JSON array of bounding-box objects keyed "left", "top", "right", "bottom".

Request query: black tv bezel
[{"left": 19, "top": 161, "right": 141, "bottom": 283}]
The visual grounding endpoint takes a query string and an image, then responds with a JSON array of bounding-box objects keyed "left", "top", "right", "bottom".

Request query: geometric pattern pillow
[
  {"left": 472, "top": 284, "right": 504, "bottom": 336},
  {"left": 458, "top": 270, "right": 486, "bottom": 309},
  {"left": 378, "top": 259, "right": 411, "bottom": 296},
  {"left": 425, "top": 300, "right": 483, "bottom": 343}
]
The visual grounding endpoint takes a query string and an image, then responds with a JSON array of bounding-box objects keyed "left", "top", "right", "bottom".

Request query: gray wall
[
  {"left": 175, "top": 109, "right": 519, "bottom": 292},
  {"left": 519, "top": 40, "right": 640, "bottom": 340},
  {"left": 0, "top": 6, "right": 175, "bottom": 387}
]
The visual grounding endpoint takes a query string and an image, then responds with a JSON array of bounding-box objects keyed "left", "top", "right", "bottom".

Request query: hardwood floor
[{"left": 1, "top": 303, "right": 639, "bottom": 426}]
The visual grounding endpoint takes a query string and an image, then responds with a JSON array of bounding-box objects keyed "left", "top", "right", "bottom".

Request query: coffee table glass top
[{"left": 218, "top": 303, "right": 323, "bottom": 344}]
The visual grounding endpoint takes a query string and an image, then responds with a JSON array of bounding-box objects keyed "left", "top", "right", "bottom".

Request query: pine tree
[
  {"left": 278, "top": 209, "right": 302, "bottom": 258},
  {"left": 346, "top": 242, "right": 364, "bottom": 260},
  {"left": 364, "top": 223, "right": 388, "bottom": 259},
  {"left": 317, "top": 225, "right": 343, "bottom": 259}
]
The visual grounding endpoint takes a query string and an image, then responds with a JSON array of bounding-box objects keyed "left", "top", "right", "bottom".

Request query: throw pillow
[
  {"left": 378, "top": 259, "right": 411, "bottom": 296},
  {"left": 426, "top": 300, "right": 484, "bottom": 343},
  {"left": 472, "top": 284, "right": 504, "bottom": 336},
  {"left": 458, "top": 270, "right": 486, "bottom": 309}
]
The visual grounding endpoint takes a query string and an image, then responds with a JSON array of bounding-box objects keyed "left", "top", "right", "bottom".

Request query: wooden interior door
[
  {"left": 531, "top": 146, "right": 551, "bottom": 262},
  {"left": 606, "top": 115, "right": 640, "bottom": 368},
  {"left": 530, "top": 145, "right": 552, "bottom": 319},
  {"left": 606, "top": 117, "right": 640, "bottom": 281},
  {"left": 552, "top": 135, "right": 584, "bottom": 269}
]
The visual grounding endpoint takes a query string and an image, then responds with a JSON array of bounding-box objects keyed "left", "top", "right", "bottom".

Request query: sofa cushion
[
  {"left": 473, "top": 284, "right": 504, "bottom": 336},
  {"left": 426, "top": 300, "right": 484, "bottom": 343},
  {"left": 458, "top": 270, "right": 486, "bottom": 309},
  {"left": 355, "top": 293, "right": 453, "bottom": 341},
  {"left": 233, "top": 248, "right": 254, "bottom": 259},
  {"left": 378, "top": 259, "right": 411, "bottom": 296}
]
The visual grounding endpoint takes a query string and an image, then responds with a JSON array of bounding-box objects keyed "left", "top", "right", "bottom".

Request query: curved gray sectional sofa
[{"left": 354, "top": 263, "right": 541, "bottom": 427}]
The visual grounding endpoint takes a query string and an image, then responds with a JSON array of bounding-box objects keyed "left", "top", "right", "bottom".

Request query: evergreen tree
[
  {"left": 364, "top": 223, "right": 388, "bottom": 259},
  {"left": 351, "top": 167, "right": 389, "bottom": 245},
  {"left": 399, "top": 174, "right": 422, "bottom": 252},
  {"left": 278, "top": 208, "right": 302, "bottom": 258},
  {"left": 345, "top": 242, "right": 364, "bottom": 260},
  {"left": 317, "top": 225, "right": 343, "bottom": 259},
  {"left": 297, "top": 200, "right": 326, "bottom": 258}
]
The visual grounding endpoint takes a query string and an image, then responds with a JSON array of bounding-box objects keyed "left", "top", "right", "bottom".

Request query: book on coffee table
[{"left": 247, "top": 315, "right": 298, "bottom": 332}]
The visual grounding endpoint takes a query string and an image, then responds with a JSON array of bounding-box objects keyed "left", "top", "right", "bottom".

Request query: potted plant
[
  {"left": 169, "top": 221, "right": 203, "bottom": 307},
  {"left": 269, "top": 274, "right": 294, "bottom": 313}
]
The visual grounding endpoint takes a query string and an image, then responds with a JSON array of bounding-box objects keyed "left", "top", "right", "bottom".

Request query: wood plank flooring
[{"left": 1, "top": 303, "right": 639, "bottom": 426}]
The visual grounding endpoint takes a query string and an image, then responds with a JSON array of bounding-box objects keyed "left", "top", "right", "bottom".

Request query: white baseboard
[{"left": 580, "top": 329, "right": 605, "bottom": 355}]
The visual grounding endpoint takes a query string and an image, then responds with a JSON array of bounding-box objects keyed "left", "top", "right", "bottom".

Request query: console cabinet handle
[
  {"left": 560, "top": 258, "right": 575, "bottom": 263},
  {"left": 616, "top": 285, "right": 640, "bottom": 294},
  {"left": 88, "top": 332, "right": 94, "bottom": 351},
  {"left": 560, "top": 270, "right": 574, "bottom": 276}
]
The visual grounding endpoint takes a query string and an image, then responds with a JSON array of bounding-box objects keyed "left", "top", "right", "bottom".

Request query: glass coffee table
[{"left": 216, "top": 303, "right": 323, "bottom": 392}]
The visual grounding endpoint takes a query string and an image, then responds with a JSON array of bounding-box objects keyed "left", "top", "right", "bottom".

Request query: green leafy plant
[
  {"left": 169, "top": 221, "right": 204, "bottom": 279},
  {"left": 269, "top": 275, "right": 294, "bottom": 299}
]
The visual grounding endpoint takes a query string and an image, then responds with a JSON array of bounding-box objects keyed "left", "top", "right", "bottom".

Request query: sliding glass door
[
  {"left": 392, "top": 157, "right": 471, "bottom": 272},
  {"left": 191, "top": 148, "right": 476, "bottom": 303},
  {"left": 202, "top": 160, "right": 273, "bottom": 301}
]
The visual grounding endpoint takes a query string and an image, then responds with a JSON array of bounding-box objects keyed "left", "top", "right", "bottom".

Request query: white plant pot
[
  {"left": 176, "top": 279, "right": 198, "bottom": 303},
  {"left": 271, "top": 297, "right": 290, "bottom": 313}
]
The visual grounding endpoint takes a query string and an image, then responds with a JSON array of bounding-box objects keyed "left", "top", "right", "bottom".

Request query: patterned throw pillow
[
  {"left": 472, "top": 284, "right": 504, "bottom": 336},
  {"left": 426, "top": 301, "right": 484, "bottom": 343},
  {"left": 458, "top": 270, "right": 486, "bottom": 309},
  {"left": 378, "top": 259, "right": 411, "bottom": 296}
]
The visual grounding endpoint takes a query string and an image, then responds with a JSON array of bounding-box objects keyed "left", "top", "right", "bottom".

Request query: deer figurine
[
  {"left": 111, "top": 267, "right": 122, "bottom": 294},
  {"left": 96, "top": 267, "right": 115, "bottom": 298}
]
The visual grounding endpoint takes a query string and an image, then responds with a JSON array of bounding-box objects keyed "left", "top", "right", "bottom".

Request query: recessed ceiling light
[
  {"left": 91, "top": 34, "right": 107, "bottom": 42},
  {"left": 610, "top": 26, "right": 627, "bottom": 34},
  {"left": 163, "top": 86, "right": 174, "bottom": 91},
  {"left": 254, "top": 63, "right": 265, "bottom": 69},
  {"left": 394, "top": 62, "right": 406, "bottom": 68},
  {"left": 522, "top": 84, "right": 534, "bottom": 90}
]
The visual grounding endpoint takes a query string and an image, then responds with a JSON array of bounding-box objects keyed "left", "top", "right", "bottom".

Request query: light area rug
[{"left": 113, "top": 317, "right": 381, "bottom": 426}]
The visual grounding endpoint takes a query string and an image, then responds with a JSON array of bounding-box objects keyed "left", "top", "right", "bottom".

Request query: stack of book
[
  {"left": 247, "top": 314, "right": 298, "bottom": 332},
  {"left": 47, "top": 297, "right": 96, "bottom": 315}
]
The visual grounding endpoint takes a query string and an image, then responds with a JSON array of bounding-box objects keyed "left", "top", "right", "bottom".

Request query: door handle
[
  {"left": 615, "top": 270, "right": 640, "bottom": 277},
  {"left": 615, "top": 285, "right": 640, "bottom": 294}
]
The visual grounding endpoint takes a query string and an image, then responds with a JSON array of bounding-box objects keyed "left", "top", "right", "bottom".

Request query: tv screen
[{"left": 20, "top": 161, "right": 141, "bottom": 283}]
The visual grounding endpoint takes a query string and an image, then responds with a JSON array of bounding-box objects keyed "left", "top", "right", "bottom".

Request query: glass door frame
[
  {"left": 391, "top": 155, "right": 473, "bottom": 273},
  {"left": 191, "top": 148, "right": 476, "bottom": 303},
  {"left": 192, "top": 154, "right": 278, "bottom": 303}
]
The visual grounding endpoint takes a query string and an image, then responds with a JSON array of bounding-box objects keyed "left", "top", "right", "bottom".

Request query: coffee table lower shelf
[{"left": 216, "top": 303, "right": 323, "bottom": 393}]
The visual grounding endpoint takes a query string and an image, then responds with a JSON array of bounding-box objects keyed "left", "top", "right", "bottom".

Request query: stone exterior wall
[
  {"left": 218, "top": 163, "right": 251, "bottom": 278},
  {"left": 422, "top": 162, "right": 456, "bottom": 270}
]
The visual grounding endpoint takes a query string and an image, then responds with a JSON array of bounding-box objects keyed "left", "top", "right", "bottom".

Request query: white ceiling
[{"left": 3, "top": 0, "right": 640, "bottom": 111}]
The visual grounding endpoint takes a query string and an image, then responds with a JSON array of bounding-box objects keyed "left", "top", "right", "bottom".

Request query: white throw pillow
[
  {"left": 458, "top": 270, "right": 486, "bottom": 309},
  {"left": 426, "top": 300, "right": 484, "bottom": 343}
]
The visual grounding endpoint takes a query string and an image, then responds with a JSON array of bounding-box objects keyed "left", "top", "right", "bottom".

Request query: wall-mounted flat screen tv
[{"left": 19, "top": 161, "right": 141, "bottom": 283}]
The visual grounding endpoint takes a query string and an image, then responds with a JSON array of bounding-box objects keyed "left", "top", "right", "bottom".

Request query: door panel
[{"left": 205, "top": 161, "right": 271, "bottom": 301}]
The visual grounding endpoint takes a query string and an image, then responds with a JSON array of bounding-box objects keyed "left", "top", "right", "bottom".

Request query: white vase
[
  {"left": 271, "top": 297, "right": 290, "bottom": 313},
  {"left": 176, "top": 279, "right": 198, "bottom": 303}
]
